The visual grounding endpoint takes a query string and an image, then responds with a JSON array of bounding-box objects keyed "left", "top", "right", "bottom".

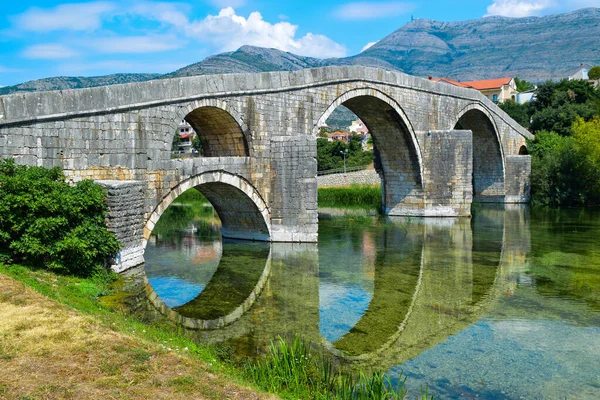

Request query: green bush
[
  {"left": 0, "top": 159, "right": 120, "bottom": 276},
  {"left": 528, "top": 117, "right": 600, "bottom": 206}
]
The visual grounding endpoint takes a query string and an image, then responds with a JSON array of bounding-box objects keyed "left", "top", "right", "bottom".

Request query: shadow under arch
[
  {"left": 316, "top": 88, "right": 424, "bottom": 216},
  {"left": 171, "top": 99, "right": 250, "bottom": 157},
  {"left": 454, "top": 105, "right": 505, "bottom": 202},
  {"left": 144, "top": 171, "right": 271, "bottom": 247},
  {"left": 142, "top": 240, "right": 272, "bottom": 330}
]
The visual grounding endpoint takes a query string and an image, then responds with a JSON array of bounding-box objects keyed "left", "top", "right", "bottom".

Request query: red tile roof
[{"left": 429, "top": 76, "right": 513, "bottom": 90}]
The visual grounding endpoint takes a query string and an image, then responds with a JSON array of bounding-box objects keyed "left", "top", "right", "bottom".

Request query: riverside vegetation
[
  {"left": 499, "top": 79, "right": 600, "bottom": 206},
  {"left": 0, "top": 160, "right": 429, "bottom": 399}
]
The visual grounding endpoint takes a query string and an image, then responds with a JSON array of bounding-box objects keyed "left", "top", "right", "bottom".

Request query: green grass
[
  {"left": 318, "top": 184, "right": 382, "bottom": 211},
  {"left": 247, "top": 336, "right": 431, "bottom": 400},
  {"left": 0, "top": 263, "right": 432, "bottom": 399},
  {"left": 0, "top": 263, "right": 240, "bottom": 381}
]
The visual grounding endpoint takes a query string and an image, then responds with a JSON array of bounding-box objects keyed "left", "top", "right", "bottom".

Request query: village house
[
  {"left": 175, "top": 119, "right": 197, "bottom": 155},
  {"left": 429, "top": 76, "right": 519, "bottom": 103}
]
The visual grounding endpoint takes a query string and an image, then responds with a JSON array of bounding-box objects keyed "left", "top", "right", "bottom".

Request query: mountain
[
  {"left": 0, "top": 73, "right": 161, "bottom": 96},
  {"left": 351, "top": 7, "right": 600, "bottom": 82},
  {"left": 2, "top": 8, "right": 600, "bottom": 95},
  {"left": 164, "top": 45, "right": 326, "bottom": 77}
]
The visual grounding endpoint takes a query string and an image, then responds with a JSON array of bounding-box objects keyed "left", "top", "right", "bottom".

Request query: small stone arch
[
  {"left": 518, "top": 145, "right": 529, "bottom": 155},
  {"left": 169, "top": 99, "right": 250, "bottom": 157},
  {"left": 454, "top": 104, "right": 505, "bottom": 202},
  {"left": 316, "top": 88, "right": 424, "bottom": 215},
  {"left": 144, "top": 171, "right": 271, "bottom": 247}
]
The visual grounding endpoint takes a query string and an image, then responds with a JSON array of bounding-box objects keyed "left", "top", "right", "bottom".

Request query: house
[
  {"left": 348, "top": 119, "right": 369, "bottom": 138},
  {"left": 175, "top": 120, "right": 197, "bottom": 154},
  {"left": 569, "top": 63, "right": 594, "bottom": 80},
  {"left": 429, "top": 76, "right": 519, "bottom": 103},
  {"left": 569, "top": 63, "right": 600, "bottom": 87},
  {"left": 326, "top": 131, "right": 349, "bottom": 142}
]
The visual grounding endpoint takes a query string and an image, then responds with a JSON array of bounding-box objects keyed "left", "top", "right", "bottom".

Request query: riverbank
[{"left": 0, "top": 264, "right": 273, "bottom": 400}]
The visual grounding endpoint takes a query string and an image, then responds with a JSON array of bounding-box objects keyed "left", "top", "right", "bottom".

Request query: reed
[
  {"left": 246, "top": 335, "right": 430, "bottom": 399},
  {"left": 318, "top": 184, "right": 382, "bottom": 211}
]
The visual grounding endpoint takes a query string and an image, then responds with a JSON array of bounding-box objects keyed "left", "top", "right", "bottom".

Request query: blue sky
[{"left": 1, "top": 0, "right": 599, "bottom": 86}]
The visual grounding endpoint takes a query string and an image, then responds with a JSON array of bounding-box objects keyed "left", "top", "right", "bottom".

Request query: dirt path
[{"left": 0, "top": 274, "right": 274, "bottom": 400}]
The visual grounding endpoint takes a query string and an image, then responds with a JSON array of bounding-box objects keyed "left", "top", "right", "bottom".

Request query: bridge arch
[
  {"left": 170, "top": 99, "right": 250, "bottom": 157},
  {"left": 454, "top": 104, "right": 505, "bottom": 202},
  {"left": 144, "top": 171, "right": 271, "bottom": 247},
  {"left": 316, "top": 88, "right": 424, "bottom": 215}
]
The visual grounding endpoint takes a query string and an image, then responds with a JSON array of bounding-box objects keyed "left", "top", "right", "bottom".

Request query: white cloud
[
  {"left": 187, "top": 8, "right": 346, "bottom": 58},
  {"left": 13, "top": 2, "right": 116, "bottom": 32},
  {"left": 11, "top": 3, "right": 346, "bottom": 63},
  {"left": 334, "top": 1, "right": 415, "bottom": 20},
  {"left": 21, "top": 44, "right": 79, "bottom": 59},
  {"left": 485, "top": 0, "right": 600, "bottom": 17},
  {"left": 485, "top": 0, "right": 552, "bottom": 17},
  {"left": 89, "top": 35, "right": 184, "bottom": 54},
  {"left": 361, "top": 41, "right": 377, "bottom": 52}
]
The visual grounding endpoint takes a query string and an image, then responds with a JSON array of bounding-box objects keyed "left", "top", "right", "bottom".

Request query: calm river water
[{"left": 119, "top": 201, "right": 600, "bottom": 399}]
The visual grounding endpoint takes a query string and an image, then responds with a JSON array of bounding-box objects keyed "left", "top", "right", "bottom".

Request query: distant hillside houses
[{"left": 429, "top": 76, "right": 520, "bottom": 103}]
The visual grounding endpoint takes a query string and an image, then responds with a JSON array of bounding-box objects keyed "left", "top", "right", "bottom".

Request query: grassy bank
[
  {"left": 318, "top": 184, "right": 382, "bottom": 211},
  {"left": 0, "top": 264, "right": 430, "bottom": 399},
  {"left": 0, "top": 263, "right": 270, "bottom": 400}
]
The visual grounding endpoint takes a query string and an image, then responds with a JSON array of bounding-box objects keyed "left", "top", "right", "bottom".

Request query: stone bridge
[{"left": 0, "top": 66, "right": 532, "bottom": 271}]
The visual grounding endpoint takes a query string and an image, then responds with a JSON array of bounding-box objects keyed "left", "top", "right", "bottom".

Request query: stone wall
[
  {"left": 96, "top": 180, "right": 145, "bottom": 272},
  {"left": 317, "top": 169, "right": 381, "bottom": 187}
]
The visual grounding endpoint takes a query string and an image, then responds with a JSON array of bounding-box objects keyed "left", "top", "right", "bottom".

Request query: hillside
[
  {"left": 0, "top": 73, "right": 161, "bottom": 96},
  {"left": 1, "top": 8, "right": 599, "bottom": 95},
  {"left": 352, "top": 8, "right": 600, "bottom": 81}
]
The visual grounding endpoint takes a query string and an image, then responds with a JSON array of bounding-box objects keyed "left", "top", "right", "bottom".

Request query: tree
[
  {"left": 589, "top": 66, "right": 600, "bottom": 80},
  {"left": 499, "top": 100, "right": 530, "bottom": 128},
  {"left": 192, "top": 134, "right": 202, "bottom": 154},
  {"left": 515, "top": 77, "right": 534, "bottom": 92}
]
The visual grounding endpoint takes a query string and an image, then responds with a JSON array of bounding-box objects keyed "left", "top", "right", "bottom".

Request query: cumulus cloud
[
  {"left": 10, "top": 2, "right": 346, "bottom": 61},
  {"left": 13, "top": 2, "right": 116, "bottom": 32},
  {"left": 485, "top": 0, "right": 552, "bottom": 17},
  {"left": 187, "top": 8, "right": 346, "bottom": 57},
  {"left": 485, "top": 0, "right": 600, "bottom": 17},
  {"left": 21, "top": 44, "right": 79, "bottom": 59},
  {"left": 361, "top": 41, "right": 377, "bottom": 52},
  {"left": 334, "top": 1, "right": 415, "bottom": 20}
]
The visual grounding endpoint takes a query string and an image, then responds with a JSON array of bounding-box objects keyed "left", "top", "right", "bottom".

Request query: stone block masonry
[
  {"left": 0, "top": 66, "right": 533, "bottom": 271},
  {"left": 96, "top": 180, "right": 145, "bottom": 272},
  {"left": 317, "top": 169, "right": 381, "bottom": 187}
]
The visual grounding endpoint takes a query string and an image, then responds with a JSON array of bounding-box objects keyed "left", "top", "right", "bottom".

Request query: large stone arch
[
  {"left": 144, "top": 171, "right": 271, "bottom": 246},
  {"left": 454, "top": 104, "right": 505, "bottom": 202},
  {"left": 169, "top": 99, "right": 250, "bottom": 157},
  {"left": 316, "top": 88, "right": 424, "bottom": 215}
]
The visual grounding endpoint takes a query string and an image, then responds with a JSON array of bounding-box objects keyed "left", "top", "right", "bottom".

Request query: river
[{"left": 116, "top": 198, "right": 600, "bottom": 399}]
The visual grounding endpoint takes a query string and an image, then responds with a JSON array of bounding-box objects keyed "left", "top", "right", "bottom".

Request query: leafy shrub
[
  {"left": 528, "top": 117, "right": 600, "bottom": 206},
  {"left": 0, "top": 159, "right": 120, "bottom": 275}
]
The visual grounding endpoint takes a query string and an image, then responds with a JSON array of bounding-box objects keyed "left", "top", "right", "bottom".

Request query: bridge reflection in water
[{"left": 119, "top": 205, "right": 530, "bottom": 374}]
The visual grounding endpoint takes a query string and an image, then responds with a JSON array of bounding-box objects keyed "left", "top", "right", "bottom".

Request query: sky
[{"left": 1, "top": 0, "right": 599, "bottom": 86}]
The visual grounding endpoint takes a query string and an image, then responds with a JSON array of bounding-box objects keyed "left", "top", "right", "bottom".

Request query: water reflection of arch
[
  {"left": 326, "top": 209, "right": 508, "bottom": 370},
  {"left": 143, "top": 241, "right": 272, "bottom": 330},
  {"left": 324, "top": 222, "right": 425, "bottom": 360}
]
